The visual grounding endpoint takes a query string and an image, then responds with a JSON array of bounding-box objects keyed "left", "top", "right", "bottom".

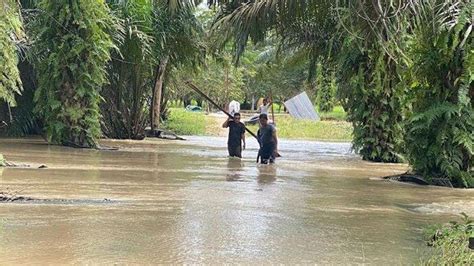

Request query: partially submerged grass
[{"left": 423, "top": 213, "right": 473, "bottom": 265}]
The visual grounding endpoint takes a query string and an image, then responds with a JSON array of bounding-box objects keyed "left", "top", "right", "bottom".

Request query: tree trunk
[
  {"left": 151, "top": 56, "right": 169, "bottom": 131},
  {"left": 251, "top": 95, "right": 255, "bottom": 111}
]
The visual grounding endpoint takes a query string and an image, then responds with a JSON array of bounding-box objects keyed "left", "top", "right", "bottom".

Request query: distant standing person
[
  {"left": 222, "top": 113, "right": 246, "bottom": 158},
  {"left": 258, "top": 98, "right": 272, "bottom": 114},
  {"left": 257, "top": 113, "right": 278, "bottom": 164}
]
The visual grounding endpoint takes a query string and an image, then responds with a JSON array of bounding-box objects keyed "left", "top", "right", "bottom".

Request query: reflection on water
[
  {"left": 226, "top": 158, "right": 244, "bottom": 182},
  {"left": 0, "top": 136, "right": 473, "bottom": 264},
  {"left": 257, "top": 164, "right": 277, "bottom": 184}
]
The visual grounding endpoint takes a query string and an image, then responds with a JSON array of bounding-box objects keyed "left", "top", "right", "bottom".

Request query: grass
[
  {"left": 268, "top": 104, "right": 348, "bottom": 121},
  {"left": 163, "top": 108, "right": 206, "bottom": 135},
  {"left": 164, "top": 108, "right": 353, "bottom": 141},
  {"left": 247, "top": 116, "right": 352, "bottom": 141},
  {"left": 319, "top": 105, "right": 347, "bottom": 121},
  {"left": 423, "top": 213, "right": 473, "bottom": 265}
]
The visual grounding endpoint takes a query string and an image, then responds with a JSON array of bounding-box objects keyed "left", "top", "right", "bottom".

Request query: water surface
[{"left": 0, "top": 137, "right": 472, "bottom": 264}]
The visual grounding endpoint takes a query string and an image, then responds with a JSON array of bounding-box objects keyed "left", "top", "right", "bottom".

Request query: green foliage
[
  {"left": 403, "top": 0, "right": 473, "bottom": 187},
  {"left": 339, "top": 42, "right": 405, "bottom": 163},
  {"left": 252, "top": 47, "right": 310, "bottom": 104},
  {"left": 316, "top": 62, "right": 336, "bottom": 113},
  {"left": 0, "top": 0, "right": 23, "bottom": 106},
  {"left": 423, "top": 213, "right": 474, "bottom": 265},
  {"left": 2, "top": 61, "right": 39, "bottom": 136},
  {"left": 168, "top": 53, "right": 245, "bottom": 110},
  {"left": 319, "top": 105, "right": 347, "bottom": 121},
  {"left": 152, "top": 0, "right": 204, "bottom": 69},
  {"left": 32, "top": 0, "right": 114, "bottom": 148},
  {"left": 213, "top": 1, "right": 405, "bottom": 163},
  {"left": 101, "top": 0, "right": 154, "bottom": 139}
]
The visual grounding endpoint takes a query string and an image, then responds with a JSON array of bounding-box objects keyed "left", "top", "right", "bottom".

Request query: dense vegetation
[
  {"left": 424, "top": 213, "right": 473, "bottom": 264},
  {"left": 32, "top": 0, "right": 114, "bottom": 148},
  {"left": 0, "top": 0, "right": 472, "bottom": 187},
  {"left": 0, "top": 1, "right": 23, "bottom": 108}
]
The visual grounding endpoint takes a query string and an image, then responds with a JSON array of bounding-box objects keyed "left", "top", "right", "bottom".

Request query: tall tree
[
  {"left": 150, "top": 0, "right": 204, "bottom": 131},
  {"left": 32, "top": 0, "right": 114, "bottom": 148},
  {"left": 101, "top": 0, "right": 155, "bottom": 139},
  {"left": 402, "top": 0, "right": 473, "bottom": 187},
  {"left": 335, "top": 0, "right": 409, "bottom": 163}
]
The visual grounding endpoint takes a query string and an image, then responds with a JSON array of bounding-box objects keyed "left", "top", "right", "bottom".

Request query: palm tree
[
  {"left": 31, "top": 0, "right": 114, "bottom": 148},
  {"left": 150, "top": 0, "right": 205, "bottom": 131},
  {"left": 101, "top": 0, "right": 155, "bottom": 139},
  {"left": 402, "top": 0, "right": 473, "bottom": 187}
]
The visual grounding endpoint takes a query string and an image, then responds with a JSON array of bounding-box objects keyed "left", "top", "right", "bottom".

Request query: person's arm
[{"left": 222, "top": 117, "right": 231, "bottom": 128}]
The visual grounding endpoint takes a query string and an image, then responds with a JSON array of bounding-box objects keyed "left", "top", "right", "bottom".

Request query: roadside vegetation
[{"left": 423, "top": 213, "right": 474, "bottom": 265}]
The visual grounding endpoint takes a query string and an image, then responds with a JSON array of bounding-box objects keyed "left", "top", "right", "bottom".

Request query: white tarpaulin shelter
[{"left": 284, "top": 91, "right": 320, "bottom": 121}]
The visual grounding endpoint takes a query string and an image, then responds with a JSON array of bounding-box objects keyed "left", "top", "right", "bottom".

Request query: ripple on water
[{"left": 411, "top": 200, "right": 474, "bottom": 215}]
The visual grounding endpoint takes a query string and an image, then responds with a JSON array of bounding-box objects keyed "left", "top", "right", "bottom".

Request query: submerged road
[{"left": 0, "top": 137, "right": 473, "bottom": 263}]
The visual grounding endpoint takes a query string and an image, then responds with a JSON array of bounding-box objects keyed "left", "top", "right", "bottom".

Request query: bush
[
  {"left": 32, "top": 0, "right": 113, "bottom": 148},
  {"left": 403, "top": 1, "right": 473, "bottom": 187},
  {"left": 424, "top": 213, "right": 474, "bottom": 265}
]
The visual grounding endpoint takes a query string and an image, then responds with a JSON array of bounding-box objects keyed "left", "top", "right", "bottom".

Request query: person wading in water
[
  {"left": 222, "top": 113, "right": 246, "bottom": 158},
  {"left": 257, "top": 113, "right": 278, "bottom": 164}
]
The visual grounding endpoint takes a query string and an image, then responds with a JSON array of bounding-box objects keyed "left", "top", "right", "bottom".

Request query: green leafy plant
[
  {"left": 101, "top": 0, "right": 154, "bottom": 139},
  {"left": 32, "top": 0, "right": 114, "bottom": 148},
  {"left": 316, "top": 62, "right": 336, "bottom": 113},
  {"left": 338, "top": 42, "right": 406, "bottom": 163},
  {"left": 403, "top": 0, "right": 473, "bottom": 187},
  {"left": 423, "top": 213, "right": 474, "bottom": 265},
  {"left": 0, "top": 0, "right": 23, "bottom": 107}
]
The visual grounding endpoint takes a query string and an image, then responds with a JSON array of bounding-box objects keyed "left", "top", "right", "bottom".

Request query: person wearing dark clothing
[
  {"left": 222, "top": 113, "right": 246, "bottom": 158},
  {"left": 257, "top": 113, "right": 278, "bottom": 164}
]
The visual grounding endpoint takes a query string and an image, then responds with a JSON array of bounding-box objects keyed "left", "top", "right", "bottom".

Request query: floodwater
[{"left": 0, "top": 136, "right": 473, "bottom": 264}]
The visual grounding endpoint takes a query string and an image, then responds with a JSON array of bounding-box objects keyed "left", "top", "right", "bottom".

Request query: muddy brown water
[{"left": 0, "top": 137, "right": 473, "bottom": 264}]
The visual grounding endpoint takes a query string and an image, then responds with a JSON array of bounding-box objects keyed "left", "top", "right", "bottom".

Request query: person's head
[
  {"left": 233, "top": 113, "right": 241, "bottom": 122},
  {"left": 259, "top": 113, "right": 268, "bottom": 126},
  {"left": 263, "top": 98, "right": 268, "bottom": 105}
]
